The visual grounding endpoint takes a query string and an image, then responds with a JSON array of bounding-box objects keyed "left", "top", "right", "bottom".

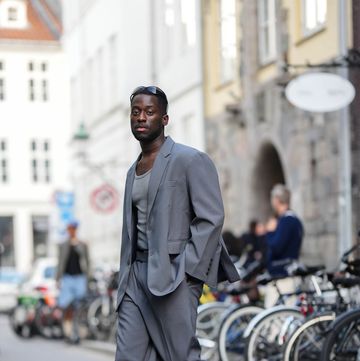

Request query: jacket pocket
[{"left": 168, "top": 239, "right": 187, "bottom": 255}]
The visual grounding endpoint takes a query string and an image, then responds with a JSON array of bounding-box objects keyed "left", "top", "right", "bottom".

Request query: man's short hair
[
  {"left": 271, "top": 184, "right": 290, "bottom": 205},
  {"left": 130, "top": 86, "right": 168, "bottom": 115}
]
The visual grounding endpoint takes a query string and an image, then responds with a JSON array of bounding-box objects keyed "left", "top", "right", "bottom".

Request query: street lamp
[{"left": 73, "top": 122, "right": 90, "bottom": 142}]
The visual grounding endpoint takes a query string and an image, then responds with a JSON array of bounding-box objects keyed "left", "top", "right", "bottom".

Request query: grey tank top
[{"left": 132, "top": 168, "right": 151, "bottom": 250}]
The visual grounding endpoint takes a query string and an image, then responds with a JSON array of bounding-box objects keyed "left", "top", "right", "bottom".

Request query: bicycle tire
[
  {"left": 320, "top": 308, "right": 360, "bottom": 361},
  {"left": 196, "top": 302, "right": 229, "bottom": 360},
  {"left": 283, "top": 312, "right": 335, "bottom": 361},
  {"left": 87, "top": 296, "right": 115, "bottom": 341},
  {"left": 217, "top": 304, "right": 264, "bottom": 361},
  {"left": 244, "top": 306, "right": 304, "bottom": 361}
]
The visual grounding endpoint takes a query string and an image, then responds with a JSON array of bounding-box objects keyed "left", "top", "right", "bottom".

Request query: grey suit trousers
[{"left": 115, "top": 257, "right": 203, "bottom": 361}]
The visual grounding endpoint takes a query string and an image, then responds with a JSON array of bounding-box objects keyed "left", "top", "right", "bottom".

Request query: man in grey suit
[{"left": 116, "top": 86, "right": 239, "bottom": 361}]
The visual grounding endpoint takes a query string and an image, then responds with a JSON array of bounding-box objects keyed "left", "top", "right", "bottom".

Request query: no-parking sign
[{"left": 90, "top": 184, "right": 119, "bottom": 213}]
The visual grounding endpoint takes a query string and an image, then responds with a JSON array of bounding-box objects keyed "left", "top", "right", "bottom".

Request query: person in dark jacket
[{"left": 266, "top": 184, "right": 303, "bottom": 276}]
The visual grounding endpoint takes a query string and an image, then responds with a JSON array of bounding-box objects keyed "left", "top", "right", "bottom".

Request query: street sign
[
  {"left": 90, "top": 184, "right": 119, "bottom": 213},
  {"left": 285, "top": 72, "right": 355, "bottom": 113},
  {"left": 51, "top": 191, "right": 75, "bottom": 242}
]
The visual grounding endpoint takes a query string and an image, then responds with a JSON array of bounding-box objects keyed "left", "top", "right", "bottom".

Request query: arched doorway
[{"left": 252, "top": 142, "right": 286, "bottom": 220}]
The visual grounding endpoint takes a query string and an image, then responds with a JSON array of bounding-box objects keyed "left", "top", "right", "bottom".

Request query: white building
[
  {"left": 0, "top": 0, "right": 70, "bottom": 272},
  {"left": 61, "top": 0, "right": 204, "bottom": 267}
]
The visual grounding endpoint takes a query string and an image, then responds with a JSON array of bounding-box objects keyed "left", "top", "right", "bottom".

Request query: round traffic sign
[{"left": 90, "top": 184, "right": 119, "bottom": 213}]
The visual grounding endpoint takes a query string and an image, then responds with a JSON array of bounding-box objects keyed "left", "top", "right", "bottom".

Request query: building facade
[
  {"left": 0, "top": 0, "right": 70, "bottom": 272},
  {"left": 61, "top": 0, "right": 204, "bottom": 268},
  {"left": 203, "top": 0, "right": 357, "bottom": 268}
]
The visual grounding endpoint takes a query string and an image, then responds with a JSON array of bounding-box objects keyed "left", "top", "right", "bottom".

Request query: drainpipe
[{"left": 338, "top": 0, "right": 353, "bottom": 255}]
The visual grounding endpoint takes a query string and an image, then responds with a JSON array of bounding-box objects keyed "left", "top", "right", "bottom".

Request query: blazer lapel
[
  {"left": 147, "top": 137, "right": 175, "bottom": 220},
  {"left": 125, "top": 162, "right": 137, "bottom": 241}
]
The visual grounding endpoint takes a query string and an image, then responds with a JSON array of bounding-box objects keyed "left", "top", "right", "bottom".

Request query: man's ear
[{"left": 162, "top": 114, "right": 169, "bottom": 126}]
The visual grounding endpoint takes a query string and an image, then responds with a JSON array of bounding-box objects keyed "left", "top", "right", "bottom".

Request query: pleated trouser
[{"left": 115, "top": 257, "right": 203, "bottom": 361}]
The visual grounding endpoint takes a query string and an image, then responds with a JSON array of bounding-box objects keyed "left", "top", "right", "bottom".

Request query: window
[
  {"left": 302, "top": 0, "right": 327, "bottom": 36},
  {"left": 219, "top": 0, "right": 236, "bottom": 83},
  {"left": 42, "top": 80, "right": 48, "bottom": 101},
  {"left": 29, "top": 79, "right": 35, "bottom": 101},
  {"left": 0, "top": 217, "right": 15, "bottom": 267},
  {"left": 30, "top": 140, "right": 51, "bottom": 183},
  {"left": 180, "top": 0, "right": 196, "bottom": 49},
  {"left": 32, "top": 216, "right": 49, "bottom": 260},
  {"left": 257, "top": 0, "right": 277, "bottom": 65},
  {"left": 0, "top": 78, "right": 5, "bottom": 101},
  {"left": 162, "top": 0, "right": 175, "bottom": 64},
  {"left": 32, "top": 159, "right": 38, "bottom": 182},
  {"left": 0, "top": 139, "right": 8, "bottom": 183},
  {"left": 108, "top": 35, "right": 118, "bottom": 106},
  {"left": 28, "top": 61, "right": 49, "bottom": 102},
  {"left": 44, "top": 160, "right": 50, "bottom": 183},
  {"left": 8, "top": 7, "right": 18, "bottom": 21}
]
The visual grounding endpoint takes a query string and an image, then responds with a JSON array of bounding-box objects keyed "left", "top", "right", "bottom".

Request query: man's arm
[
  {"left": 267, "top": 217, "right": 293, "bottom": 257},
  {"left": 184, "top": 152, "right": 224, "bottom": 281}
]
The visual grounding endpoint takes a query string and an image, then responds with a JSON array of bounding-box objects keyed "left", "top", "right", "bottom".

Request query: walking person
[
  {"left": 115, "top": 86, "right": 239, "bottom": 361},
  {"left": 56, "top": 220, "right": 90, "bottom": 344}
]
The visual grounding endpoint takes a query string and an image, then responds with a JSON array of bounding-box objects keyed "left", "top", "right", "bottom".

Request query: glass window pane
[
  {"left": 317, "top": 0, "right": 327, "bottom": 24},
  {"left": 32, "top": 216, "right": 49, "bottom": 260},
  {"left": 0, "top": 216, "right": 15, "bottom": 267}
]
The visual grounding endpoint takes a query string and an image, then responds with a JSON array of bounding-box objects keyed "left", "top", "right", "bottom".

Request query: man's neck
[
  {"left": 140, "top": 134, "right": 166, "bottom": 158},
  {"left": 278, "top": 206, "right": 290, "bottom": 217}
]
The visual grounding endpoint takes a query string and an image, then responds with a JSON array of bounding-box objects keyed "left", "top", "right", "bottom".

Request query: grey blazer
[
  {"left": 117, "top": 137, "right": 239, "bottom": 307},
  {"left": 56, "top": 241, "right": 90, "bottom": 281}
]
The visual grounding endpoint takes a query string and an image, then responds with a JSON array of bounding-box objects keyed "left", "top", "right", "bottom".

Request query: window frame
[
  {"left": 301, "top": 0, "right": 327, "bottom": 38},
  {"left": 219, "top": 0, "right": 237, "bottom": 84},
  {"left": 257, "top": 0, "right": 277, "bottom": 66},
  {"left": 7, "top": 7, "right": 18, "bottom": 22}
]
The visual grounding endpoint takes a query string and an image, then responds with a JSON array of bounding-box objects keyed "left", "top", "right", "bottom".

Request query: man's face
[
  {"left": 130, "top": 94, "right": 168, "bottom": 142},
  {"left": 271, "top": 196, "right": 281, "bottom": 215},
  {"left": 67, "top": 225, "right": 77, "bottom": 238}
]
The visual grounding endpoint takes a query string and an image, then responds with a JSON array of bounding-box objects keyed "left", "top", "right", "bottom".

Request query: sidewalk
[{"left": 81, "top": 340, "right": 116, "bottom": 356}]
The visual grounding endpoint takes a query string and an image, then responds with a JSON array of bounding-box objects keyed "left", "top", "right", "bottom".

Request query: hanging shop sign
[{"left": 285, "top": 72, "right": 355, "bottom": 113}]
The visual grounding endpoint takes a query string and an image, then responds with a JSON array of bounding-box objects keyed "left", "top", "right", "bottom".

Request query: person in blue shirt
[{"left": 266, "top": 184, "right": 303, "bottom": 276}]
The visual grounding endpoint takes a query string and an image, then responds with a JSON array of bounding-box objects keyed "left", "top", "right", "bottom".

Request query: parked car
[
  {"left": 20, "top": 257, "right": 58, "bottom": 296},
  {"left": 0, "top": 268, "right": 26, "bottom": 313}
]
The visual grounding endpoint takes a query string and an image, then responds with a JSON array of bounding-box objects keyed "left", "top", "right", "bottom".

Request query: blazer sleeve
[{"left": 184, "top": 152, "right": 225, "bottom": 281}]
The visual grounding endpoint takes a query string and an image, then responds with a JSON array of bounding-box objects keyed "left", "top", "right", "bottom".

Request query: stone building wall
[{"left": 205, "top": 0, "right": 344, "bottom": 269}]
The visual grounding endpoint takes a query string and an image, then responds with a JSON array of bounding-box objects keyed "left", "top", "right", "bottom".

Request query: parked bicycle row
[
  {"left": 196, "top": 240, "right": 360, "bottom": 361},
  {"left": 8, "top": 267, "right": 119, "bottom": 344}
]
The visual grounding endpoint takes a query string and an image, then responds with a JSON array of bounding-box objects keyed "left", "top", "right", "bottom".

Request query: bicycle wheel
[
  {"left": 196, "top": 302, "right": 229, "bottom": 361},
  {"left": 34, "top": 303, "right": 63, "bottom": 339},
  {"left": 218, "top": 304, "right": 264, "bottom": 361},
  {"left": 283, "top": 312, "right": 335, "bottom": 361},
  {"left": 321, "top": 308, "right": 360, "bottom": 361},
  {"left": 87, "top": 296, "right": 115, "bottom": 341},
  {"left": 244, "top": 306, "right": 304, "bottom": 361}
]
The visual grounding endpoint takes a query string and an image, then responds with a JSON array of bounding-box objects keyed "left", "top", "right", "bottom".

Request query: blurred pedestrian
[
  {"left": 55, "top": 220, "right": 90, "bottom": 344},
  {"left": 239, "top": 220, "right": 267, "bottom": 302},
  {"left": 264, "top": 184, "right": 303, "bottom": 306},
  {"left": 222, "top": 230, "right": 244, "bottom": 258},
  {"left": 241, "top": 219, "right": 267, "bottom": 268},
  {"left": 115, "top": 86, "right": 239, "bottom": 361}
]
